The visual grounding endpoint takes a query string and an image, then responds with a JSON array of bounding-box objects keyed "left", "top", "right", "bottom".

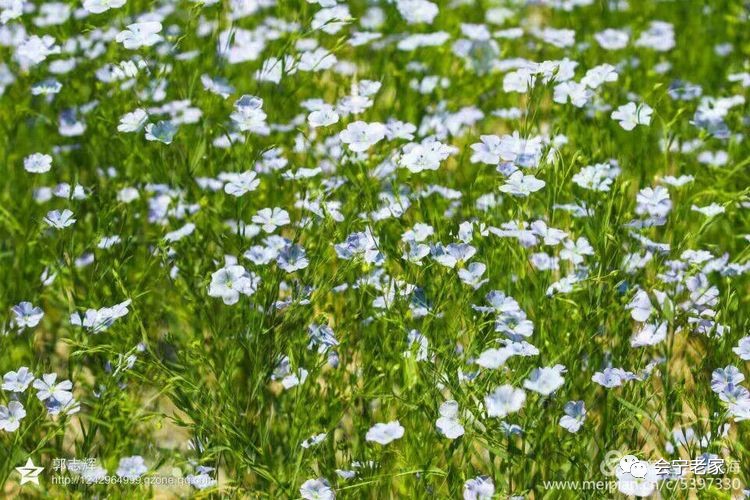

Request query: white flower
[
  {"left": 308, "top": 105, "right": 339, "bottom": 128},
  {"left": 118, "top": 109, "right": 148, "bottom": 132},
  {"left": 312, "top": 5, "right": 352, "bottom": 34},
  {"left": 431, "top": 243, "right": 476, "bottom": 268},
  {"left": 626, "top": 290, "right": 653, "bottom": 322},
  {"left": 697, "top": 150, "right": 728, "bottom": 167},
  {"left": 499, "top": 171, "right": 545, "bottom": 196},
  {"left": 201, "top": 74, "right": 234, "bottom": 98},
  {"left": 365, "top": 420, "right": 405, "bottom": 445},
  {"left": 223, "top": 171, "right": 260, "bottom": 197},
  {"left": 252, "top": 208, "right": 290, "bottom": 233},
  {"left": 300, "top": 478, "right": 335, "bottom": 500},
  {"left": 187, "top": 472, "right": 217, "bottom": 490},
  {"left": 144, "top": 121, "right": 177, "bottom": 144},
  {"left": 208, "top": 265, "right": 260, "bottom": 305},
  {"left": 0, "top": 401, "right": 26, "bottom": 432},
  {"left": 470, "top": 133, "right": 530, "bottom": 165},
  {"left": 485, "top": 385, "right": 525, "bottom": 417},
  {"left": 386, "top": 120, "right": 416, "bottom": 140},
  {"left": 32, "top": 78, "right": 63, "bottom": 96},
  {"left": 16, "top": 35, "right": 60, "bottom": 67},
  {"left": 402, "top": 222, "right": 434, "bottom": 243},
  {"left": 691, "top": 203, "right": 725, "bottom": 217},
  {"left": 535, "top": 27, "right": 575, "bottom": 48},
  {"left": 281, "top": 368, "right": 308, "bottom": 389},
  {"left": 553, "top": 81, "right": 591, "bottom": 107},
  {"left": 463, "top": 476, "right": 495, "bottom": 500},
  {"left": 458, "top": 262, "right": 488, "bottom": 289},
  {"left": 503, "top": 68, "right": 535, "bottom": 93},
  {"left": 231, "top": 95, "right": 268, "bottom": 133},
  {"left": 611, "top": 102, "right": 653, "bottom": 130},
  {"left": 475, "top": 347, "right": 512, "bottom": 369},
  {"left": 118, "top": 187, "right": 140, "bottom": 203},
  {"left": 116, "top": 22, "right": 163, "bottom": 50},
  {"left": 256, "top": 57, "right": 288, "bottom": 84},
  {"left": 436, "top": 400, "right": 464, "bottom": 439},
  {"left": 530, "top": 220, "right": 567, "bottom": 245},
  {"left": 49, "top": 396, "right": 82, "bottom": 417},
  {"left": 297, "top": 48, "right": 337, "bottom": 72},
  {"left": 24, "top": 153, "right": 52, "bottom": 173},
  {"left": 729, "top": 401, "right": 750, "bottom": 421},
  {"left": 403, "top": 329, "right": 429, "bottom": 360},
  {"left": 661, "top": 175, "right": 694, "bottom": 187},
  {"left": 581, "top": 64, "right": 618, "bottom": 88},
  {"left": 470, "top": 135, "right": 504, "bottom": 164},
  {"left": 70, "top": 300, "right": 132, "bottom": 333},
  {"left": 711, "top": 366, "right": 744, "bottom": 395},
  {"left": 396, "top": 0, "right": 438, "bottom": 25},
  {"left": 559, "top": 237, "right": 594, "bottom": 265},
  {"left": 572, "top": 162, "right": 620, "bottom": 192},
  {"left": 592, "top": 367, "right": 636, "bottom": 388},
  {"left": 301, "top": 433, "right": 327, "bottom": 449},
  {"left": 33, "top": 373, "right": 73, "bottom": 403},
  {"left": 559, "top": 401, "right": 586, "bottom": 433},
  {"left": 0, "top": 0, "right": 22, "bottom": 23},
  {"left": 278, "top": 244, "right": 309, "bottom": 272},
  {"left": 398, "top": 140, "right": 455, "bottom": 173},
  {"left": 630, "top": 322, "right": 667, "bottom": 347},
  {"left": 594, "top": 29, "right": 629, "bottom": 50},
  {"left": 524, "top": 365, "right": 566, "bottom": 395},
  {"left": 116, "top": 456, "right": 148, "bottom": 480},
  {"left": 164, "top": 223, "right": 196, "bottom": 243},
  {"left": 635, "top": 21, "right": 675, "bottom": 51},
  {"left": 98, "top": 235, "right": 121, "bottom": 248},
  {"left": 733, "top": 336, "right": 750, "bottom": 361},
  {"left": 2, "top": 367, "right": 35, "bottom": 392},
  {"left": 636, "top": 186, "right": 671, "bottom": 218},
  {"left": 83, "top": 0, "right": 126, "bottom": 14},
  {"left": 44, "top": 209, "right": 76, "bottom": 229},
  {"left": 339, "top": 121, "right": 386, "bottom": 153},
  {"left": 11, "top": 302, "right": 44, "bottom": 329}
]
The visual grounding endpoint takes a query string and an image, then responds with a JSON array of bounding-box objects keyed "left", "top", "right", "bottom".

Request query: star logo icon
[{"left": 16, "top": 458, "right": 44, "bottom": 485}]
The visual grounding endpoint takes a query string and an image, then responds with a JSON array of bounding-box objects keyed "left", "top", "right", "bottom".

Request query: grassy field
[{"left": 1, "top": 0, "right": 749, "bottom": 497}]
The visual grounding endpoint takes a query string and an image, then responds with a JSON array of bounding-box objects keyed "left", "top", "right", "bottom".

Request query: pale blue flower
[
  {"left": 733, "top": 337, "right": 750, "bottom": 361},
  {"left": 300, "top": 478, "right": 334, "bottom": 500},
  {"left": 524, "top": 365, "right": 566, "bottom": 395},
  {"left": 485, "top": 385, "right": 525, "bottom": 417},
  {"left": 11, "top": 302, "right": 44, "bottom": 330},
  {"left": 366, "top": 421, "right": 404, "bottom": 445},
  {"left": 559, "top": 401, "right": 586, "bottom": 433},
  {"left": 145, "top": 120, "right": 177, "bottom": 144},
  {"left": 44, "top": 209, "right": 76, "bottom": 229},
  {"left": 33, "top": 373, "right": 73, "bottom": 403},
  {"left": 463, "top": 476, "right": 494, "bottom": 500},
  {"left": 116, "top": 455, "right": 148, "bottom": 479},
  {"left": 0, "top": 401, "right": 26, "bottom": 432},
  {"left": 2, "top": 367, "right": 35, "bottom": 392}
]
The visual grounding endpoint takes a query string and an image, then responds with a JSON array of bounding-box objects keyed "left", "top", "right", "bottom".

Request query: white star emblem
[{"left": 16, "top": 458, "right": 44, "bottom": 485}]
